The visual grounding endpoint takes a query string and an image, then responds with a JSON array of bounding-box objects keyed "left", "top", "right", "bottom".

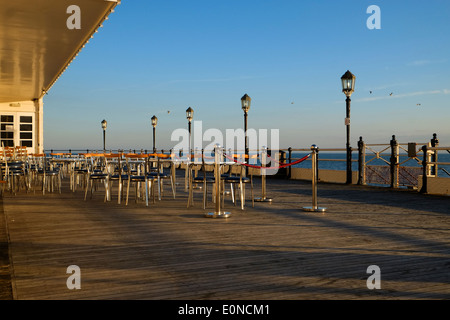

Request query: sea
[
  {"left": 281, "top": 152, "right": 450, "bottom": 178},
  {"left": 47, "top": 148, "right": 450, "bottom": 179}
]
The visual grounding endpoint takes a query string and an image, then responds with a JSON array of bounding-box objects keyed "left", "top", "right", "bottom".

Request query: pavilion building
[{"left": 0, "top": 0, "right": 120, "bottom": 153}]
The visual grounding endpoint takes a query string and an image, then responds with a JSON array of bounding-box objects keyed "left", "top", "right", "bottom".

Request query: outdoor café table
[
  {"left": 204, "top": 146, "right": 236, "bottom": 218},
  {"left": 49, "top": 157, "right": 79, "bottom": 189},
  {"left": 156, "top": 157, "right": 177, "bottom": 198}
]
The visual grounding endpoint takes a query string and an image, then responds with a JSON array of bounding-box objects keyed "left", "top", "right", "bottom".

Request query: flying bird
[
  {"left": 390, "top": 92, "right": 393, "bottom": 96},
  {"left": 416, "top": 103, "right": 421, "bottom": 106},
  {"left": 370, "top": 91, "right": 372, "bottom": 94}
]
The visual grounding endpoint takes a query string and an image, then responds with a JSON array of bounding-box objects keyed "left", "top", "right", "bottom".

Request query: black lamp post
[
  {"left": 241, "top": 94, "right": 251, "bottom": 165},
  {"left": 341, "top": 70, "right": 356, "bottom": 184},
  {"left": 186, "top": 107, "right": 194, "bottom": 158},
  {"left": 101, "top": 119, "right": 107, "bottom": 151},
  {"left": 151, "top": 115, "right": 158, "bottom": 153}
]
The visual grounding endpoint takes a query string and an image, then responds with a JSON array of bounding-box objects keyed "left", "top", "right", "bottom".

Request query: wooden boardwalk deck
[{"left": 1, "top": 174, "right": 449, "bottom": 300}]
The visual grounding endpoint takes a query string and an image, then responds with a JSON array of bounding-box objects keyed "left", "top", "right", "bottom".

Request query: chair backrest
[
  {"left": 30, "top": 153, "right": 47, "bottom": 172},
  {"left": 15, "top": 146, "right": 27, "bottom": 160},
  {"left": 228, "top": 153, "right": 255, "bottom": 177},
  {"left": 2, "top": 146, "right": 14, "bottom": 160},
  {"left": 81, "top": 153, "right": 106, "bottom": 173},
  {"left": 124, "top": 154, "right": 149, "bottom": 175},
  {"left": 104, "top": 153, "right": 123, "bottom": 175}
]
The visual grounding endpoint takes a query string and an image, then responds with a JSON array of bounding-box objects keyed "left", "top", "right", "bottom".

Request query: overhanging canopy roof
[{"left": 0, "top": 0, "right": 120, "bottom": 103}]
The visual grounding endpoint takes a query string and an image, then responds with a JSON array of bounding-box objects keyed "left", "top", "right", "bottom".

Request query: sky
[{"left": 43, "top": 0, "right": 450, "bottom": 151}]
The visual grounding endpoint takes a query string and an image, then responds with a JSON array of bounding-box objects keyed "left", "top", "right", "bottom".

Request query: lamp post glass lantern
[
  {"left": 341, "top": 70, "right": 356, "bottom": 97},
  {"left": 151, "top": 115, "right": 158, "bottom": 152},
  {"left": 241, "top": 94, "right": 251, "bottom": 164},
  {"left": 341, "top": 70, "right": 355, "bottom": 184},
  {"left": 186, "top": 107, "right": 194, "bottom": 158},
  {"left": 186, "top": 107, "right": 193, "bottom": 123},
  {"left": 101, "top": 119, "right": 107, "bottom": 151},
  {"left": 241, "top": 94, "right": 251, "bottom": 113},
  {"left": 151, "top": 115, "right": 158, "bottom": 127}
]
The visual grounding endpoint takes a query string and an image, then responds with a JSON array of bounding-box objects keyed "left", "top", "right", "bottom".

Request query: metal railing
[
  {"left": 357, "top": 135, "right": 426, "bottom": 189},
  {"left": 420, "top": 145, "right": 450, "bottom": 194},
  {"left": 42, "top": 133, "right": 448, "bottom": 194},
  {"left": 282, "top": 133, "right": 446, "bottom": 191}
]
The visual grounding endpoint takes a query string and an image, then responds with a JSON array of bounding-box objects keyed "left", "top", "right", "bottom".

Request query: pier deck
[{"left": 1, "top": 176, "right": 449, "bottom": 300}]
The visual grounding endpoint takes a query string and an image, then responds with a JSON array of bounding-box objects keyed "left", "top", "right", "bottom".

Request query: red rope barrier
[
  {"left": 224, "top": 153, "right": 311, "bottom": 170},
  {"left": 171, "top": 151, "right": 311, "bottom": 170}
]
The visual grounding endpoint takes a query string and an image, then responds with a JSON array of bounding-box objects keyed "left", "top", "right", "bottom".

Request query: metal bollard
[
  {"left": 254, "top": 146, "right": 273, "bottom": 203},
  {"left": 205, "top": 145, "right": 231, "bottom": 218},
  {"left": 302, "top": 145, "right": 327, "bottom": 212}
]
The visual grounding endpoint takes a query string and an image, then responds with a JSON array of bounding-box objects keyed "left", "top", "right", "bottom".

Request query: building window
[
  {"left": 0, "top": 115, "right": 14, "bottom": 147},
  {"left": 20, "top": 116, "right": 33, "bottom": 148}
]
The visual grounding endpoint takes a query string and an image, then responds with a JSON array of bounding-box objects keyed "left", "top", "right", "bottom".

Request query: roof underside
[{"left": 0, "top": 0, "right": 119, "bottom": 103}]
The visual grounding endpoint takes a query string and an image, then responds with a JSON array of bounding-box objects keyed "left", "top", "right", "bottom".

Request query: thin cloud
[
  {"left": 163, "top": 75, "right": 260, "bottom": 84},
  {"left": 354, "top": 89, "right": 449, "bottom": 103},
  {"left": 407, "top": 59, "right": 447, "bottom": 67},
  {"left": 408, "top": 60, "right": 432, "bottom": 66},
  {"left": 361, "top": 82, "right": 410, "bottom": 92}
]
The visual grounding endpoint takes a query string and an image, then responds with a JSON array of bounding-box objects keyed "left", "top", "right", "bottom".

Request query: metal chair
[
  {"left": 0, "top": 146, "right": 10, "bottom": 194},
  {"left": 104, "top": 153, "right": 128, "bottom": 204},
  {"left": 124, "top": 154, "right": 157, "bottom": 206},
  {"left": 84, "top": 154, "right": 110, "bottom": 202},
  {"left": 31, "top": 153, "right": 62, "bottom": 194},
  {"left": 187, "top": 153, "right": 216, "bottom": 209},
  {"left": 71, "top": 154, "right": 90, "bottom": 192},
  {"left": 4, "top": 146, "right": 31, "bottom": 194},
  {"left": 222, "top": 154, "right": 254, "bottom": 209},
  {"left": 148, "top": 153, "right": 175, "bottom": 200}
]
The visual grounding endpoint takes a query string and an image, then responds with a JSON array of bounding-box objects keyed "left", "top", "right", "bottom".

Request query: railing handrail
[{"left": 427, "top": 146, "right": 450, "bottom": 151}]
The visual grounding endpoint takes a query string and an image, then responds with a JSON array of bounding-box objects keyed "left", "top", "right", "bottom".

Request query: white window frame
[{"left": 0, "top": 112, "right": 35, "bottom": 153}]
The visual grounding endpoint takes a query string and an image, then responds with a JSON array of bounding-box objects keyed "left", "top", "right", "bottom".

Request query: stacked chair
[{"left": 30, "top": 153, "right": 62, "bottom": 194}]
